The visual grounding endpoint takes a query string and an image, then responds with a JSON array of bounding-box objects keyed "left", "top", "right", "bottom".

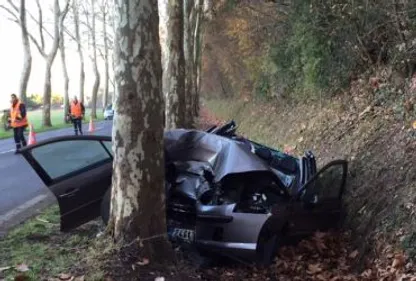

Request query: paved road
[{"left": 0, "top": 121, "right": 113, "bottom": 235}]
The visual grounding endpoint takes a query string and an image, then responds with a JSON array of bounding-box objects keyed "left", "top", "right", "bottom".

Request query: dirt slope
[{"left": 203, "top": 84, "right": 416, "bottom": 264}]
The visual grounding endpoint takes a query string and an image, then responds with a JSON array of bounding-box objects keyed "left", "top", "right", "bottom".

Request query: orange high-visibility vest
[
  {"left": 70, "top": 102, "right": 83, "bottom": 118},
  {"left": 10, "top": 101, "right": 28, "bottom": 128}
]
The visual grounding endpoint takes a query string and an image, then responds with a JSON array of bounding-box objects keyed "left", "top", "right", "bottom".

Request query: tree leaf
[
  {"left": 137, "top": 258, "right": 150, "bottom": 266},
  {"left": 307, "top": 264, "right": 322, "bottom": 275},
  {"left": 58, "top": 273, "right": 73, "bottom": 280},
  {"left": 348, "top": 250, "right": 359, "bottom": 259}
]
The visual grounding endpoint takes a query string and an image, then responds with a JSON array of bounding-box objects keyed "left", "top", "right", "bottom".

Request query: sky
[
  {"left": 0, "top": 0, "right": 168, "bottom": 110},
  {"left": 0, "top": 0, "right": 103, "bottom": 109}
]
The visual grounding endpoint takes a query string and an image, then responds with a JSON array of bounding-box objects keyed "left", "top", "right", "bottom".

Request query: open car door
[
  {"left": 19, "top": 135, "right": 113, "bottom": 231},
  {"left": 289, "top": 160, "right": 348, "bottom": 236}
]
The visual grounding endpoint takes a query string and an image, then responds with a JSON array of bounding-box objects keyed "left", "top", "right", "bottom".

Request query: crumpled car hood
[{"left": 164, "top": 129, "right": 274, "bottom": 182}]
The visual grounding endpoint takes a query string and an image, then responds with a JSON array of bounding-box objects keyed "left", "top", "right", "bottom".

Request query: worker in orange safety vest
[
  {"left": 68, "top": 96, "right": 85, "bottom": 135},
  {"left": 10, "top": 94, "right": 28, "bottom": 153}
]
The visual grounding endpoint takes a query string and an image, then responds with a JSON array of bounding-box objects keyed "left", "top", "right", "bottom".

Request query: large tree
[
  {"left": 72, "top": 0, "right": 86, "bottom": 104},
  {"left": 165, "top": 0, "right": 186, "bottom": 129},
  {"left": 183, "top": 0, "right": 196, "bottom": 127},
  {"left": 31, "top": 0, "right": 70, "bottom": 126},
  {"left": 18, "top": 0, "right": 31, "bottom": 105},
  {"left": 82, "top": 0, "right": 100, "bottom": 118},
  {"left": 192, "top": 0, "right": 204, "bottom": 117},
  {"left": 99, "top": 0, "right": 110, "bottom": 110},
  {"left": 59, "top": 10, "right": 70, "bottom": 121},
  {"left": 110, "top": 0, "right": 172, "bottom": 262},
  {"left": 0, "top": 0, "right": 32, "bottom": 105}
]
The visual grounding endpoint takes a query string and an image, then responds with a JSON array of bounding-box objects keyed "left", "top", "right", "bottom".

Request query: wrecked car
[{"left": 18, "top": 121, "right": 348, "bottom": 264}]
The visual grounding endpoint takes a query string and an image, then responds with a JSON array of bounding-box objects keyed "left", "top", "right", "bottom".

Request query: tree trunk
[
  {"left": 90, "top": 0, "right": 99, "bottom": 119},
  {"left": 184, "top": 0, "right": 196, "bottom": 127},
  {"left": 102, "top": 4, "right": 109, "bottom": 110},
  {"left": 42, "top": 0, "right": 63, "bottom": 127},
  {"left": 42, "top": 61, "right": 53, "bottom": 127},
  {"left": 73, "top": 0, "right": 85, "bottom": 103},
  {"left": 18, "top": 0, "right": 31, "bottom": 106},
  {"left": 110, "top": 0, "right": 173, "bottom": 262},
  {"left": 59, "top": 17, "right": 69, "bottom": 122},
  {"left": 165, "top": 0, "right": 186, "bottom": 129},
  {"left": 192, "top": 0, "right": 203, "bottom": 117}
]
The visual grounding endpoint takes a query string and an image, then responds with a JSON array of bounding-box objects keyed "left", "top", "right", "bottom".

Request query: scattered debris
[
  {"left": 36, "top": 218, "right": 51, "bottom": 224},
  {"left": 0, "top": 267, "right": 11, "bottom": 272},
  {"left": 137, "top": 258, "right": 150, "bottom": 266},
  {"left": 14, "top": 264, "right": 29, "bottom": 273}
]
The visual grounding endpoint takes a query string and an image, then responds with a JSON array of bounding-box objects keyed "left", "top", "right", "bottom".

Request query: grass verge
[
  {"left": 0, "top": 109, "right": 104, "bottom": 139},
  {"left": 0, "top": 205, "right": 107, "bottom": 281}
]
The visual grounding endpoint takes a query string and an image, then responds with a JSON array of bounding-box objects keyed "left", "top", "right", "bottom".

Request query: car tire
[
  {"left": 256, "top": 232, "right": 280, "bottom": 266},
  {"left": 101, "top": 189, "right": 111, "bottom": 225}
]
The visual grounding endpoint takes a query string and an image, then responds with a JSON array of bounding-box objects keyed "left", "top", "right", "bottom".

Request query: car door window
[
  {"left": 300, "top": 161, "right": 347, "bottom": 203},
  {"left": 30, "top": 140, "right": 112, "bottom": 180},
  {"left": 103, "top": 141, "right": 113, "bottom": 156}
]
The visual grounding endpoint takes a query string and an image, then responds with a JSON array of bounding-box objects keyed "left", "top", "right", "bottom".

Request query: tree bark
[
  {"left": 18, "top": 0, "right": 31, "bottom": 106},
  {"left": 110, "top": 0, "right": 173, "bottom": 262},
  {"left": 42, "top": 61, "right": 52, "bottom": 126},
  {"left": 73, "top": 0, "right": 85, "bottom": 104},
  {"left": 42, "top": 0, "right": 69, "bottom": 127},
  {"left": 102, "top": 1, "right": 109, "bottom": 110},
  {"left": 192, "top": 0, "right": 204, "bottom": 117},
  {"left": 184, "top": 0, "right": 197, "bottom": 127},
  {"left": 90, "top": 0, "right": 99, "bottom": 119},
  {"left": 59, "top": 15, "right": 69, "bottom": 122},
  {"left": 165, "top": 0, "right": 186, "bottom": 129}
]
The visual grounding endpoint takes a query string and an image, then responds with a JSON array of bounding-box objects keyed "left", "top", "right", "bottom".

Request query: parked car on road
[
  {"left": 18, "top": 121, "right": 348, "bottom": 264},
  {"left": 103, "top": 104, "right": 114, "bottom": 120}
]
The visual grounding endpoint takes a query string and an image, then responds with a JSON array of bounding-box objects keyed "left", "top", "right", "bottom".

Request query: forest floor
[{"left": 1, "top": 103, "right": 415, "bottom": 281}]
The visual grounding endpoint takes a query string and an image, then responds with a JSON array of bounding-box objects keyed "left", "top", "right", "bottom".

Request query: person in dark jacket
[
  {"left": 68, "top": 96, "right": 85, "bottom": 135},
  {"left": 9, "top": 94, "right": 28, "bottom": 153}
]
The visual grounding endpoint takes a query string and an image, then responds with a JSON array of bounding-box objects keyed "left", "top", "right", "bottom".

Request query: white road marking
[
  {"left": 0, "top": 194, "right": 49, "bottom": 227},
  {"left": 0, "top": 149, "right": 15, "bottom": 155}
]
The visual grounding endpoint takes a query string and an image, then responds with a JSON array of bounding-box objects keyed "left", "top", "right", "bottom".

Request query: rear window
[{"left": 106, "top": 104, "right": 112, "bottom": 110}]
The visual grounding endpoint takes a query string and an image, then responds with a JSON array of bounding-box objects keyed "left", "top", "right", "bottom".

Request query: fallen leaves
[
  {"left": 57, "top": 273, "right": 72, "bottom": 280},
  {"left": 307, "top": 263, "right": 323, "bottom": 275},
  {"left": 15, "top": 264, "right": 29, "bottom": 273},
  {"left": 211, "top": 231, "right": 416, "bottom": 281},
  {"left": 348, "top": 250, "right": 359, "bottom": 259},
  {"left": 392, "top": 253, "right": 406, "bottom": 269},
  {"left": 46, "top": 274, "right": 86, "bottom": 281},
  {"left": 137, "top": 258, "right": 150, "bottom": 266}
]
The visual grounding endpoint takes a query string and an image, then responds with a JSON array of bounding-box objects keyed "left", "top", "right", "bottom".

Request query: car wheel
[
  {"left": 101, "top": 189, "right": 111, "bottom": 225},
  {"left": 257, "top": 234, "right": 280, "bottom": 266}
]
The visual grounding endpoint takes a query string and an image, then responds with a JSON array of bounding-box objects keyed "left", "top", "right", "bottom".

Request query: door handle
[{"left": 59, "top": 188, "right": 79, "bottom": 198}]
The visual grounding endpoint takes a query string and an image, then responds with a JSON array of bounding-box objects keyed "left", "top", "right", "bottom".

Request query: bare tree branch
[
  {"left": 35, "top": 0, "right": 45, "bottom": 51},
  {"left": 28, "top": 31, "right": 47, "bottom": 57},
  {"left": 0, "top": 3, "right": 18, "bottom": 20}
]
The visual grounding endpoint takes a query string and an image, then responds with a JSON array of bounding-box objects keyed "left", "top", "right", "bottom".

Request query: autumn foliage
[{"left": 208, "top": 231, "right": 416, "bottom": 281}]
